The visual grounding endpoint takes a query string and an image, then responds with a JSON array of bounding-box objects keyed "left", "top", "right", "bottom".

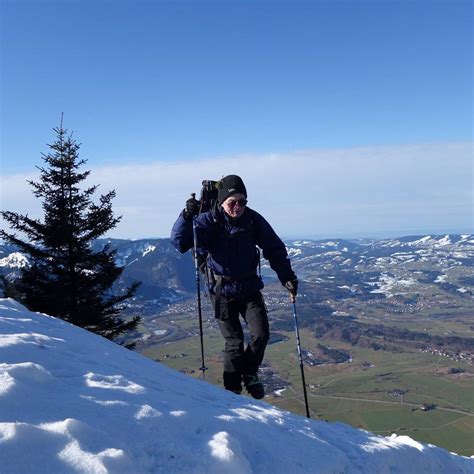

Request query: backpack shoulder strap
[{"left": 247, "top": 209, "right": 262, "bottom": 278}]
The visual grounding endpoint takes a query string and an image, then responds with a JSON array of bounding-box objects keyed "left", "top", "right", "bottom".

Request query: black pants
[{"left": 213, "top": 291, "right": 269, "bottom": 391}]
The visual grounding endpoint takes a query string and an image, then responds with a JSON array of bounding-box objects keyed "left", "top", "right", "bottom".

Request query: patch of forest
[{"left": 273, "top": 311, "right": 474, "bottom": 354}]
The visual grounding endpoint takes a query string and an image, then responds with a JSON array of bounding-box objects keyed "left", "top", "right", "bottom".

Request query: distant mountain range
[{"left": 1, "top": 234, "right": 473, "bottom": 310}]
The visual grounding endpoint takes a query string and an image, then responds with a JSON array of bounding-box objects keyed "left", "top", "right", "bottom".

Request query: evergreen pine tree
[{"left": 1, "top": 124, "right": 141, "bottom": 342}]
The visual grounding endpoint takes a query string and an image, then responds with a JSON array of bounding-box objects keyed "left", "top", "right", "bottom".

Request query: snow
[
  {"left": 369, "top": 274, "right": 417, "bottom": 297},
  {"left": 0, "top": 298, "right": 472, "bottom": 473},
  {"left": 286, "top": 247, "right": 302, "bottom": 257},
  {"left": 338, "top": 285, "right": 357, "bottom": 294},
  {"left": 409, "top": 236, "right": 432, "bottom": 246},
  {"left": 142, "top": 245, "right": 156, "bottom": 257},
  {"left": 0, "top": 252, "right": 29, "bottom": 269},
  {"left": 437, "top": 235, "right": 452, "bottom": 246},
  {"left": 291, "top": 241, "right": 313, "bottom": 247}
]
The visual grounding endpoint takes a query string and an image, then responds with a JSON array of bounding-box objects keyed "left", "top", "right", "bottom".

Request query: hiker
[{"left": 171, "top": 175, "right": 298, "bottom": 399}]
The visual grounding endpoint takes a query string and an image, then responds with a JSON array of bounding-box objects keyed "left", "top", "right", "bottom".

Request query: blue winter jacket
[{"left": 170, "top": 206, "right": 295, "bottom": 299}]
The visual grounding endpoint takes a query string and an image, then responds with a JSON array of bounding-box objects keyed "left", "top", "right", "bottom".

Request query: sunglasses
[{"left": 225, "top": 198, "right": 247, "bottom": 208}]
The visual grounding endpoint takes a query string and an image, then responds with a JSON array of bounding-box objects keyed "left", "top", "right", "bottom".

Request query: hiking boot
[
  {"left": 223, "top": 372, "right": 242, "bottom": 395},
  {"left": 243, "top": 374, "right": 265, "bottom": 399},
  {"left": 226, "top": 388, "right": 242, "bottom": 395}
]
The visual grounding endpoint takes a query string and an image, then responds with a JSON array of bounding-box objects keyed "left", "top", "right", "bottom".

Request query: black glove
[
  {"left": 284, "top": 278, "right": 298, "bottom": 297},
  {"left": 183, "top": 197, "right": 201, "bottom": 220}
]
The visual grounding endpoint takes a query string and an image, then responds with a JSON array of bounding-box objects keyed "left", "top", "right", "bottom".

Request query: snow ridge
[{"left": 0, "top": 298, "right": 472, "bottom": 473}]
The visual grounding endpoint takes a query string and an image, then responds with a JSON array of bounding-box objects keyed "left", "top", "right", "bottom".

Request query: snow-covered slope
[{"left": 0, "top": 299, "right": 472, "bottom": 474}]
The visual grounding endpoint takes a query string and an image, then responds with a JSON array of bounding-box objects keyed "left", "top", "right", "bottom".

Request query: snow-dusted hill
[
  {"left": 0, "top": 299, "right": 472, "bottom": 473},
  {"left": 1, "top": 234, "right": 473, "bottom": 308}
]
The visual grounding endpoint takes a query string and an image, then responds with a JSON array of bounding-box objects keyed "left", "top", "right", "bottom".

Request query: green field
[{"left": 140, "top": 320, "right": 474, "bottom": 457}]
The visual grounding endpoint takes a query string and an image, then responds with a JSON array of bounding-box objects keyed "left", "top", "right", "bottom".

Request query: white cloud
[{"left": 1, "top": 142, "right": 472, "bottom": 239}]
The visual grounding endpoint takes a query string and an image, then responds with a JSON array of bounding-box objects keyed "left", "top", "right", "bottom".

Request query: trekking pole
[
  {"left": 291, "top": 294, "right": 310, "bottom": 418},
  {"left": 191, "top": 193, "right": 207, "bottom": 378}
]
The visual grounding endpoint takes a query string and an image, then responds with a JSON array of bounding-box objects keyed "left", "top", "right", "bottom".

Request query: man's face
[{"left": 222, "top": 193, "right": 247, "bottom": 219}]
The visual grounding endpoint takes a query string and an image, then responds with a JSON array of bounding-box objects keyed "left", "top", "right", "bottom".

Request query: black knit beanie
[{"left": 217, "top": 175, "right": 247, "bottom": 205}]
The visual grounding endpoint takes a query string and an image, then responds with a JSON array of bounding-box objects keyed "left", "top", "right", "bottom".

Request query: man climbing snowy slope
[{"left": 171, "top": 175, "right": 298, "bottom": 399}]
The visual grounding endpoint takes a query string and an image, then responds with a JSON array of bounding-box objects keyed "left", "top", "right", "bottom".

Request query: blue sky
[{"left": 1, "top": 0, "right": 472, "bottom": 238}]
